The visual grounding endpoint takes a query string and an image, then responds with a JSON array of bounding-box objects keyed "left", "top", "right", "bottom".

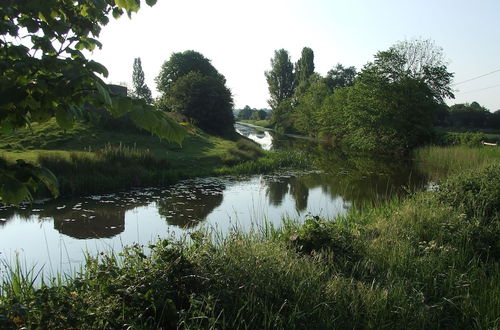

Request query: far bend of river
[{"left": 0, "top": 123, "right": 431, "bottom": 278}]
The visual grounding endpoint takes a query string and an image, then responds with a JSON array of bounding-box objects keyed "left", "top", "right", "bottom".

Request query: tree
[
  {"left": 325, "top": 64, "right": 357, "bottom": 90},
  {"left": 156, "top": 51, "right": 234, "bottom": 136},
  {"left": 167, "top": 72, "right": 234, "bottom": 136},
  {"left": 448, "top": 102, "right": 493, "bottom": 128},
  {"left": 0, "top": 0, "right": 186, "bottom": 204},
  {"left": 370, "top": 38, "right": 454, "bottom": 103},
  {"left": 265, "top": 49, "right": 295, "bottom": 109},
  {"left": 292, "top": 74, "right": 330, "bottom": 135},
  {"left": 295, "top": 47, "right": 315, "bottom": 87},
  {"left": 132, "top": 57, "right": 153, "bottom": 104},
  {"left": 156, "top": 50, "right": 224, "bottom": 94},
  {"left": 237, "top": 105, "right": 253, "bottom": 120}
]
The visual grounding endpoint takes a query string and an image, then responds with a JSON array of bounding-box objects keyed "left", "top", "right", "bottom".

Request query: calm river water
[{"left": 0, "top": 123, "right": 429, "bottom": 278}]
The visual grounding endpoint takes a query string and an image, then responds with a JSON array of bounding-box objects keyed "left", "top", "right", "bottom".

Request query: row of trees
[
  {"left": 265, "top": 39, "right": 455, "bottom": 154},
  {"left": 440, "top": 102, "right": 500, "bottom": 129}
]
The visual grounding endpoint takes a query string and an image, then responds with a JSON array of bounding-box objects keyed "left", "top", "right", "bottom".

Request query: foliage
[
  {"left": 448, "top": 102, "right": 500, "bottom": 129},
  {"left": 237, "top": 105, "right": 254, "bottom": 120},
  {"left": 336, "top": 67, "right": 439, "bottom": 153},
  {"left": 324, "top": 63, "right": 357, "bottom": 90},
  {"left": 167, "top": 72, "right": 234, "bottom": 136},
  {"left": 270, "top": 39, "right": 455, "bottom": 154},
  {"left": 371, "top": 38, "right": 454, "bottom": 103},
  {"left": 265, "top": 49, "right": 295, "bottom": 109},
  {"left": 131, "top": 57, "right": 153, "bottom": 104},
  {"left": 291, "top": 74, "right": 331, "bottom": 135},
  {"left": 0, "top": 158, "right": 59, "bottom": 205},
  {"left": 436, "top": 164, "right": 500, "bottom": 260},
  {"left": 294, "top": 47, "right": 315, "bottom": 87},
  {"left": 434, "top": 131, "right": 486, "bottom": 147},
  {"left": 0, "top": 0, "right": 186, "bottom": 203},
  {"left": 156, "top": 50, "right": 224, "bottom": 95},
  {"left": 156, "top": 51, "right": 234, "bottom": 136}
]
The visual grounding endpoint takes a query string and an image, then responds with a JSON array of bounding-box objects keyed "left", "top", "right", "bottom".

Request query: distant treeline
[
  {"left": 234, "top": 106, "right": 271, "bottom": 120},
  {"left": 437, "top": 102, "right": 500, "bottom": 129}
]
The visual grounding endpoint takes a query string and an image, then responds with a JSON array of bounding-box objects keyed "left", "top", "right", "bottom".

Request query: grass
[
  {"left": 414, "top": 145, "right": 500, "bottom": 181},
  {"left": 239, "top": 119, "right": 272, "bottom": 128},
  {"left": 0, "top": 147, "right": 498, "bottom": 329},
  {"left": 0, "top": 119, "right": 299, "bottom": 197}
]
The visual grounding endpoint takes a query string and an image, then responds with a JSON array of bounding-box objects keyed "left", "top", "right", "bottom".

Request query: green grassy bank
[
  {"left": 0, "top": 119, "right": 304, "bottom": 197},
  {"left": 0, "top": 146, "right": 498, "bottom": 328}
]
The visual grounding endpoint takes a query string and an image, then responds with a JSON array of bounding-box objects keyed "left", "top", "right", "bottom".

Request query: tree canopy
[
  {"left": 156, "top": 50, "right": 224, "bottom": 94},
  {"left": 0, "top": 0, "right": 187, "bottom": 204}
]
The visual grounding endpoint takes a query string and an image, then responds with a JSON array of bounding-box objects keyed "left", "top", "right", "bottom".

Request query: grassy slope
[
  {"left": 0, "top": 119, "right": 306, "bottom": 197},
  {"left": 0, "top": 119, "right": 245, "bottom": 169}
]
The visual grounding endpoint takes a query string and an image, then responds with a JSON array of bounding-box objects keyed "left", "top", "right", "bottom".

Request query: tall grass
[{"left": 414, "top": 145, "right": 500, "bottom": 180}]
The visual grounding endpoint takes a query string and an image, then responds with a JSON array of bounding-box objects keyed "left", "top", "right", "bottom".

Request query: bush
[
  {"left": 289, "top": 216, "right": 362, "bottom": 263},
  {"left": 434, "top": 132, "right": 485, "bottom": 147}
]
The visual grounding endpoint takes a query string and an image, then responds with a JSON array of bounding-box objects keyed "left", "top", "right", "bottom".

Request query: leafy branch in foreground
[{"left": 0, "top": 0, "right": 186, "bottom": 204}]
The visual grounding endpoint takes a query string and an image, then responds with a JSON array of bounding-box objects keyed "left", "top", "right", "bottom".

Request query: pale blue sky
[{"left": 91, "top": 0, "right": 500, "bottom": 110}]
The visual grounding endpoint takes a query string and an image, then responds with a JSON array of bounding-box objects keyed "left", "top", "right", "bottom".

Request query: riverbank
[
  {"left": 0, "top": 119, "right": 306, "bottom": 198},
  {"left": 0, "top": 146, "right": 498, "bottom": 329}
]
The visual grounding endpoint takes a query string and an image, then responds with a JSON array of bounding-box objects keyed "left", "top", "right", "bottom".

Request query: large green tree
[
  {"left": 132, "top": 57, "right": 153, "bottom": 104},
  {"left": 318, "top": 39, "right": 454, "bottom": 153},
  {"left": 0, "top": 0, "right": 186, "bottom": 204},
  {"left": 167, "top": 72, "right": 234, "bottom": 136},
  {"left": 265, "top": 49, "right": 295, "bottom": 109},
  {"left": 156, "top": 51, "right": 234, "bottom": 136},
  {"left": 371, "top": 38, "right": 454, "bottom": 102},
  {"left": 156, "top": 50, "right": 224, "bottom": 94}
]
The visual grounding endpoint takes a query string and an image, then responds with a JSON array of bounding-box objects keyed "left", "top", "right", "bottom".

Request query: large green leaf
[
  {"left": 30, "top": 166, "right": 60, "bottom": 199},
  {"left": 0, "top": 175, "right": 33, "bottom": 205},
  {"left": 55, "top": 107, "right": 74, "bottom": 129},
  {"left": 116, "top": 0, "right": 140, "bottom": 12},
  {"left": 128, "top": 105, "right": 187, "bottom": 144},
  {"left": 95, "top": 82, "right": 112, "bottom": 106}
]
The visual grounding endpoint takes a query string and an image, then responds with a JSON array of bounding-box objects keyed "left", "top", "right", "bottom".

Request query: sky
[{"left": 90, "top": 0, "right": 500, "bottom": 110}]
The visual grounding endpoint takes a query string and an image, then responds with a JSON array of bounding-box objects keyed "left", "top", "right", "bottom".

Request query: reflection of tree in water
[
  {"left": 289, "top": 177, "right": 309, "bottom": 211},
  {"left": 52, "top": 209, "right": 125, "bottom": 239},
  {"left": 157, "top": 184, "right": 224, "bottom": 228},
  {"left": 38, "top": 198, "right": 150, "bottom": 239},
  {"left": 265, "top": 179, "right": 289, "bottom": 207},
  {"left": 0, "top": 194, "right": 152, "bottom": 239}
]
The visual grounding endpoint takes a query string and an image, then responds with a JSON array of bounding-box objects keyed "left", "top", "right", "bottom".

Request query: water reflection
[{"left": 157, "top": 182, "right": 225, "bottom": 228}]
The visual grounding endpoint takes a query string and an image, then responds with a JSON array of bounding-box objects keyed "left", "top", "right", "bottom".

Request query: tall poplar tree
[
  {"left": 132, "top": 57, "right": 153, "bottom": 104},
  {"left": 265, "top": 49, "right": 295, "bottom": 109},
  {"left": 295, "top": 47, "right": 315, "bottom": 86}
]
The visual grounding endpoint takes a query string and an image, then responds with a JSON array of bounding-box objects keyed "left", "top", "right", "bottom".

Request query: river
[{"left": 0, "top": 123, "right": 429, "bottom": 278}]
